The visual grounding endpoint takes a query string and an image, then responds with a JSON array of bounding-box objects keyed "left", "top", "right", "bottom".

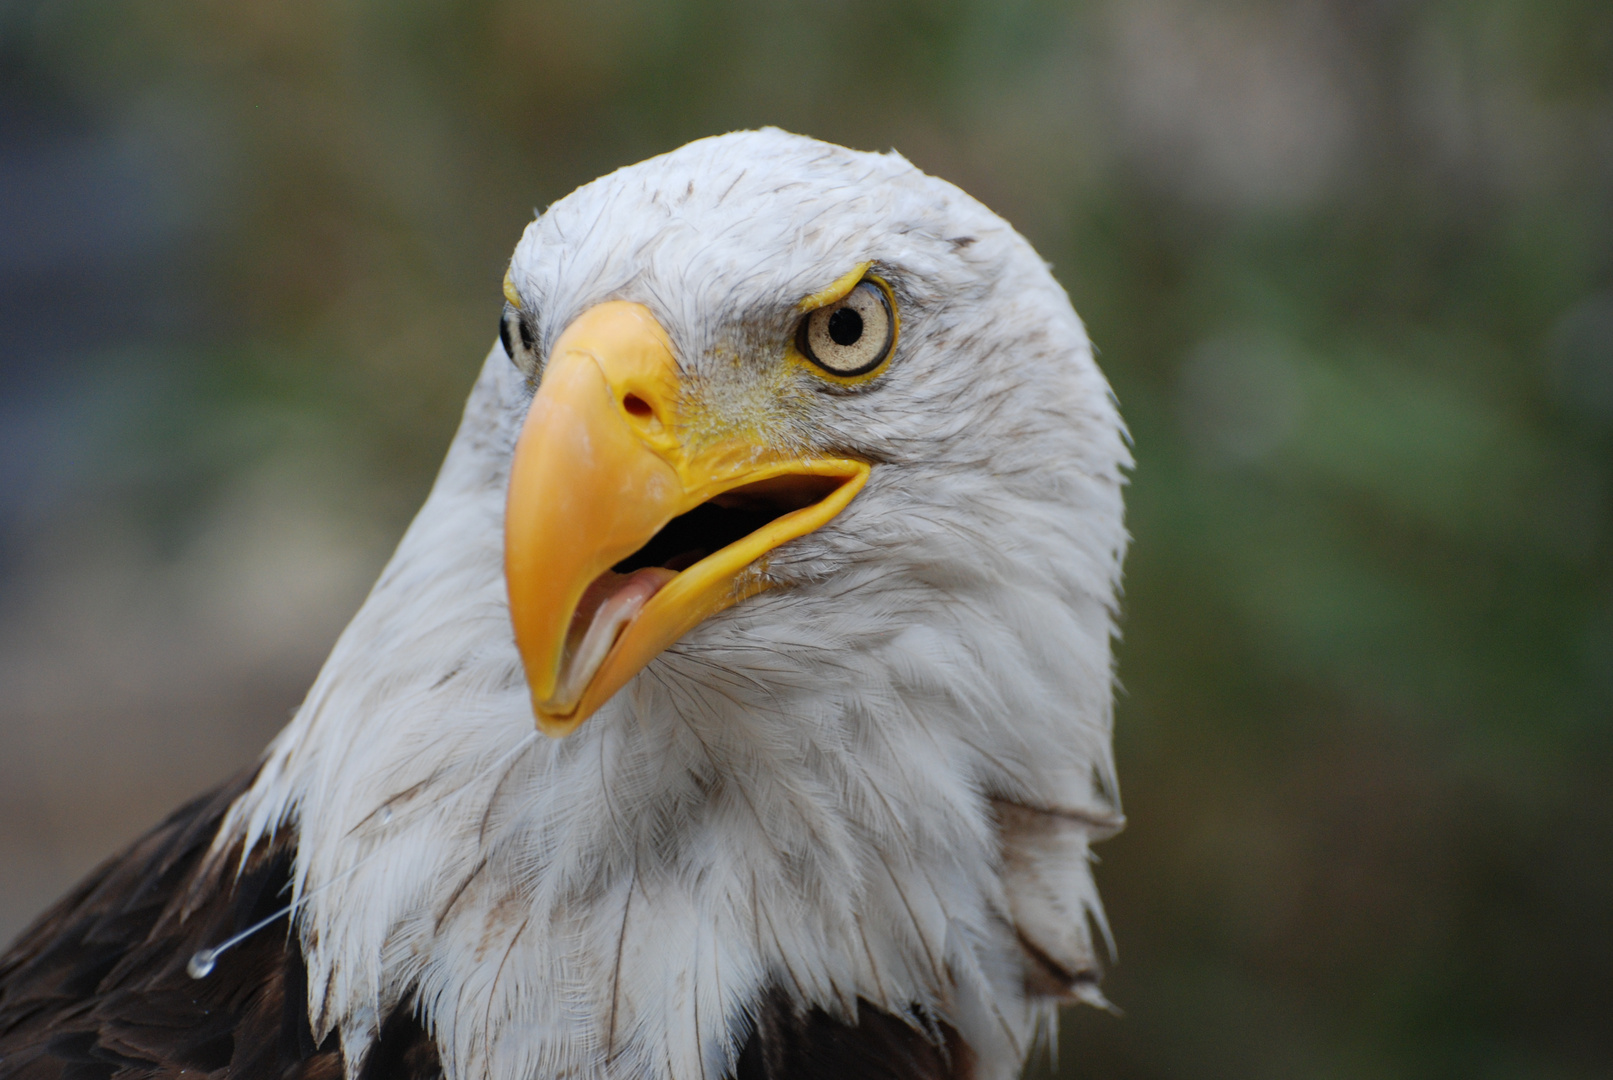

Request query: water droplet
[{"left": 186, "top": 949, "right": 217, "bottom": 980}]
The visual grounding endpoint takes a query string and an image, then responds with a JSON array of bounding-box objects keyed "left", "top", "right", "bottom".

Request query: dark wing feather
[
  {"left": 737, "top": 989, "right": 975, "bottom": 1080},
  {"left": 0, "top": 773, "right": 439, "bottom": 1080}
]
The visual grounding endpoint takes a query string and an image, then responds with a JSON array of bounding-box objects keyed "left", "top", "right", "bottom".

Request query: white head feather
[{"left": 217, "top": 129, "right": 1130, "bottom": 1080}]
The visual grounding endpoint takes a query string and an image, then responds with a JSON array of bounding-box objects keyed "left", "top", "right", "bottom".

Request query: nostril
[{"left": 622, "top": 393, "right": 653, "bottom": 420}]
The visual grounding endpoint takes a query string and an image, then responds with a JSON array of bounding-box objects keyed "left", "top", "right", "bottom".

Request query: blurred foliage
[{"left": 4, "top": 0, "right": 1612, "bottom": 1077}]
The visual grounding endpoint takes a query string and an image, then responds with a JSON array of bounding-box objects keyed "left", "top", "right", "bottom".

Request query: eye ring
[{"left": 796, "top": 278, "right": 896, "bottom": 379}]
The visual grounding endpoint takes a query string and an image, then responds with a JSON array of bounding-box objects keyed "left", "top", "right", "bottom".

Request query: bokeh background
[{"left": 3, "top": 0, "right": 1611, "bottom": 1076}]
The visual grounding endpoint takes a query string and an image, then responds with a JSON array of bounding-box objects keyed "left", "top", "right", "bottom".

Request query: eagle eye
[
  {"left": 501, "top": 303, "right": 539, "bottom": 376},
  {"left": 797, "top": 279, "right": 895, "bottom": 378}
]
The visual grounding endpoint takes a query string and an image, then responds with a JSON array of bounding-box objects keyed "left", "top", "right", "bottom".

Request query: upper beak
[{"left": 504, "top": 301, "right": 869, "bottom": 736}]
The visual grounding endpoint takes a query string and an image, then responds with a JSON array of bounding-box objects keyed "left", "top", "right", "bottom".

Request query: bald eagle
[{"left": 0, "top": 130, "right": 1129, "bottom": 1080}]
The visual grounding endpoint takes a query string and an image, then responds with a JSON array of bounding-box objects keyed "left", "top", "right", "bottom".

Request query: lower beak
[{"left": 504, "top": 301, "right": 869, "bottom": 736}]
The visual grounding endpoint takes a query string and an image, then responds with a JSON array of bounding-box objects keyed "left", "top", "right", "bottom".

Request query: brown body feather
[
  {"left": 0, "top": 773, "right": 427, "bottom": 1080},
  {"left": 0, "top": 777, "right": 970, "bottom": 1080}
]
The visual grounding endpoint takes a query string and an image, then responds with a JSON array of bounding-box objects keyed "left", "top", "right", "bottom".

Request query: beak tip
[{"left": 532, "top": 697, "right": 587, "bottom": 739}]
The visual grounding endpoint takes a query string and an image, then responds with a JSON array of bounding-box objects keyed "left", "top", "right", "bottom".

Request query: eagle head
[{"left": 221, "top": 129, "right": 1129, "bottom": 1080}]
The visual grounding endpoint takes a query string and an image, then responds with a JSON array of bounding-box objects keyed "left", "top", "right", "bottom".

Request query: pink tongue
[{"left": 555, "top": 567, "right": 678, "bottom": 707}]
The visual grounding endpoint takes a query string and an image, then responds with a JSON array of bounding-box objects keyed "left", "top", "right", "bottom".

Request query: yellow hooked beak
[{"left": 505, "top": 301, "right": 870, "bottom": 736}]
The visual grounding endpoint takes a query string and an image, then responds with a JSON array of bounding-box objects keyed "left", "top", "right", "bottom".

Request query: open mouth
[{"left": 550, "top": 473, "right": 850, "bottom": 709}]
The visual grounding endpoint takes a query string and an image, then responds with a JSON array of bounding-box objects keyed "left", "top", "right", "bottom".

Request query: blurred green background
[{"left": 2, "top": 1, "right": 1610, "bottom": 1077}]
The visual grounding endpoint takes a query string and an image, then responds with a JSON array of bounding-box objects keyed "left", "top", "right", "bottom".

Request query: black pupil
[{"left": 827, "top": 307, "right": 864, "bottom": 347}]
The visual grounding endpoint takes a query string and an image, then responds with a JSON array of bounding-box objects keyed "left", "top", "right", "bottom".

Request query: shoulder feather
[{"left": 0, "top": 772, "right": 439, "bottom": 1080}]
